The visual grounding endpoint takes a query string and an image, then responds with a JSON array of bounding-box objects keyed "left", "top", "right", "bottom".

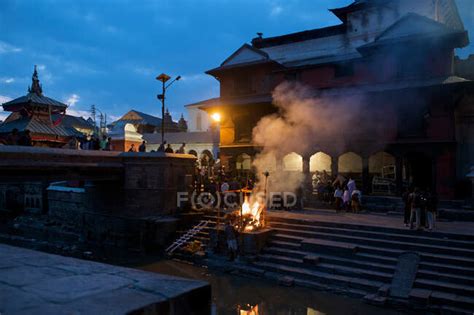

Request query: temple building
[
  {"left": 200, "top": 0, "right": 474, "bottom": 199},
  {"left": 0, "top": 66, "right": 94, "bottom": 147},
  {"left": 109, "top": 109, "right": 187, "bottom": 134}
]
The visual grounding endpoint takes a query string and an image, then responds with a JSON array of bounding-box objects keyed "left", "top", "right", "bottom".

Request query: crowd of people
[
  {"left": 67, "top": 135, "right": 113, "bottom": 151},
  {"left": 4, "top": 128, "right": 32, "bottom": 146},
  {"left": 312, "top": 171, "right": 362, "bottom": 213},
  {"left": 403, "top": 187, "right": 438, "bottom": 231}
]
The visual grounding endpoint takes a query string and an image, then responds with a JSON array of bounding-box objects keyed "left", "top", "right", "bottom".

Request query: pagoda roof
[
  {"left": 2, "top": 92, "right": 68, "bottom": 112},
  {"left": 0, "top": 115, "right": 84, "bottom": 138},
  {"left": 1, "top": 66, "right": 68, "bottom": 112},
  {"left": 109, "top": 110, "right": 163, "bottom": 127}
]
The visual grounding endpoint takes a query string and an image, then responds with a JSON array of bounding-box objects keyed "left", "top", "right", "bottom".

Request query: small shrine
[{"left": 0, "top": 66, "right": 93, "bottom": 147}]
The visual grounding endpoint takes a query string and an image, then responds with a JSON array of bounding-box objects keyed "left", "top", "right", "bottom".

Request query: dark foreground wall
[{"left": 0, "top": 244, "right": 211, "bottom": 315}]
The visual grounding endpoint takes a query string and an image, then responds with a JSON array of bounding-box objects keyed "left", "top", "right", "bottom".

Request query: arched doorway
[
  {"left": 283, "top": 152, "right": 303, "bottom": 172},
  {"left": 369, "top": 151, "right": 396, "bottom": 194},
  {"left": 236, "top": 153, "right": 252, "bottom": 172},
  {"left": 338, "top": 152, "right": 363, "bottom": 187},
  {"left": 310, "top": 152, "right": 332, "bottom": 192},
  {"left": 310, "top": 152, "right": 332, "bottom": 174},
  {"left": 406, "top": 152, "right": 433, "bottom": 190},
  {"left": 338, "top": 152, "right": 362, "bottom": 174},
  {"left": 369, "top": 152, "right": 396, "bottom": 178}
]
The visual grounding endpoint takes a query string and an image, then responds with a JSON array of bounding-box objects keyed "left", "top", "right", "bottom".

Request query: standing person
[
  {"left": 158, "top": 141, "right": 166, "bottom": 152},
  {"left": 99, "top": 135, "right": 107, "bottom": 151},
  {"left": 176, "top": 142, "right": 186, "bottom": 154},
  {"left": 402, "top": 188, "right": 411, "bottom": 227},
  {"left": 347, "top": 176, "right": 356, "bottom": 196},
  {"left": 105, "top": 137, "right": 112, "bottom": 151},
  {"left": 225, "top": 219, "right": 238, "bottom": 261},
  {"left": 99, "top": 135, "right": 108, "bottom": 150},
  {"left": 139, "top": 140, "right": 146, "bottom": 152},
  {"left": 343, "top": 186, "right": 351, "bottom": 211},
  {"left": 165, "top": 144, "right": 174, "bottom": 153},
  {"left": 18, "top": 130, "right": 32, "bottom": 146},
  {"left": 333, "top": 185, "right": 343, "bottom": 211},
  {"left": 67, "top": 137, "right": 78, "bottom": 149},
  {"left": 128, "top": 144, "right": 136, "bottom": 152},
  {"left": 220, "top": 180, "right": 230, "bottom": 209},
  {"left": 351, "top": 189, "right": 362, "bottom": 213},
  {"left": 82, "top": 135, "right": 92, "bottom": 150},
  {"left": 92, "top": 136, "right": 100, "bottom": 150},
  {"left": 426, "top": 189, "right": 438, "bottom": 231},
  {"left": 6, "top": 128, "right": 19, "bottom": 145},
  {"left": 409, "top": 187, "right": 422, "bottom": 230}
]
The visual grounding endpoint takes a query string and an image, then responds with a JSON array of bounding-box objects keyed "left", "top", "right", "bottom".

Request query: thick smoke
[{"left": 251, "top": 81, "right": 386, "bottom": 194}]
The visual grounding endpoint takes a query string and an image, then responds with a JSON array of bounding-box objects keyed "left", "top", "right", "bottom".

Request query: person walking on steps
[
  {"left": 409, "top": 187, "right": 422, "bottom": 230},
  {"left": 225, "top": 219, "right": 238, "bottom": 261}
]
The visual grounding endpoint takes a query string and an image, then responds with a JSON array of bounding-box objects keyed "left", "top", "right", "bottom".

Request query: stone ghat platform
[{"left": 0, "top": 244, "right": 211, "bottom": 315}]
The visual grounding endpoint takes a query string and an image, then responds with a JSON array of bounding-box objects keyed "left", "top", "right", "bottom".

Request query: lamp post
[{"left": 156, "top": 73, "right": 181, "bottom": 146}]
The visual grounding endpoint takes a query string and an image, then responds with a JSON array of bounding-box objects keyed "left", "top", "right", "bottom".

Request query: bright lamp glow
[{"left": 211, "top": 113, "right": 221, "bottom": 122}]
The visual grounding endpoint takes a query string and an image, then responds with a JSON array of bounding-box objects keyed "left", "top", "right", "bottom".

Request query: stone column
[
  {"left": 396, "top": 155, "right": 403, "bottom": 195},
  {"left": 362, "top": 156, "right": 370, "bottom": 194},
  {"left": 302, "top": 155, "right": 311, "bottom": 189},
  {"left": 331, "top": 155, "right": 338, "bottom": 177}
]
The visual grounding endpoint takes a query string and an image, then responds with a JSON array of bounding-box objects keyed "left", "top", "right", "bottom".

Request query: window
[{"left": 334, "top": 63, "right": 354, "bottom": 78}]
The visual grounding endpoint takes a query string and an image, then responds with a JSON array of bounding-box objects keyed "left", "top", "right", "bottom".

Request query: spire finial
[{"left": 28, "top": 65, "right": 43, "bottom": 96}]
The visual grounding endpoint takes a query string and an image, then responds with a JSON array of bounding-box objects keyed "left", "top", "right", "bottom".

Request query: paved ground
[
  {"left": 268, "top": 209, "right": 474, "bottom": 236},
  {"left": 0, "top": 244, "right": 210, "bottom": 315}
]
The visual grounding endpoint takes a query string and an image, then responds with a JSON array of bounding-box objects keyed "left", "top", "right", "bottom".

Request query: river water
[{"left": 140, "top": 260, "right": 408, "bottom": 315}]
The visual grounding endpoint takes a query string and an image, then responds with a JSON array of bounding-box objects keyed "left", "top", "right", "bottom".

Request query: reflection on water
[{"left": 140, "top": 260, "right": 407, "bottom": 315}]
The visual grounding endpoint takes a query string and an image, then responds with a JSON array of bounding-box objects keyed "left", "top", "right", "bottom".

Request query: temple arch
[
  {"left": 236, "top": 153, "right": 252, "bottom": 171},
  {"left": 310, "top": 152, "right": 332, "bottom": 174},
  {"left": 338, "top": 152, "right": 362, "bottom": 174},
  {"left": 369, "top": 151, "right": 396, "bottom": 178},
  {"left": 283, "top": 152, "right": 303, "bottom": 172}
]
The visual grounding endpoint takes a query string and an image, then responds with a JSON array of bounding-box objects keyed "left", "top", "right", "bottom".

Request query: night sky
[{"left": 1, "top": 0, "right": 473, "bottom": 122}]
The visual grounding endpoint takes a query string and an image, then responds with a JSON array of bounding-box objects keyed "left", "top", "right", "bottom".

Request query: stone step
[
  {"left": 258, "top": 254, "right": 393, "bottom": 283},
  {"left": 294, "top": 278, "right": 368, "bottom": 298},
  {"left": 262, "top": 247, "right": 396, "bottom": 274},
  {"left": 267, "top": 216, "right": 474, "bottom": 241},
  {"left": 253, "top": 261, "right": 383, "bottom": 293},
  {"left": 271, "top": 234, "right": 474, "bottom": 268},
  {"left": 417, "top": 270, "right": 474, "bottom": 287},
  {"left": 415, "top": 279, "right": 474, "bottom": 297},
  {"left": 271, "top": 227, "right": 474, "bottom": 259},
  {"left": 268, "top": 221, "right": 474, "bottom": 249},
  {"left": 265, "top": 246, "right": 474, "bottom": 283},
  {"left": 430, "top": 291, "right": 474, "bottom": 312}
]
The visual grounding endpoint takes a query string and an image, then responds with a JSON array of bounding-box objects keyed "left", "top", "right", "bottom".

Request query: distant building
[
  {"left": 109, "top": 109, "right": 187, "bottom": 134},
  {"left": 202, "top": 0, "right": 474, "bottom": 199},
  {"left": 185, "top": 98, "right": 219, "bottom": 132},
  {"left": 0, "top": 66, "right": 94, "bottom": 147},
  {"left": 143, "top": 130, "right": 219, "bottom": 160}
]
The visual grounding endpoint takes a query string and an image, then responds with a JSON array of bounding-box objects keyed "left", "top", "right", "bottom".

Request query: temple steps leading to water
[
  {"left": 254, "top": 215, "right": 474, "bottom": 314},
  {"left": 172, "top": 211, "right": 474, "bottom": 313}
]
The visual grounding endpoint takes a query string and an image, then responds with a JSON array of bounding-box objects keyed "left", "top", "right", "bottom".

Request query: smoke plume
[{"left": 252, "top": 81, "right": 388, "bottom": 194}]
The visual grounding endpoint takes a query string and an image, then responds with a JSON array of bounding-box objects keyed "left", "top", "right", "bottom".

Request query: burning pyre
[{"left": 238, "top": 195, "right": 265, "bottom": 232}]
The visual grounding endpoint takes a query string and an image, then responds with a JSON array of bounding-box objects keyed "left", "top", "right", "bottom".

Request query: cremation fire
[{"left": 240, "top": 196, "right": 265, "bottom": 232}]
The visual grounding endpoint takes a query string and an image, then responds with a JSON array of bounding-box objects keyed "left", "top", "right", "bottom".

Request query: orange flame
[{"left": 241, "top": 196, "right": 264, "bottom": 231}]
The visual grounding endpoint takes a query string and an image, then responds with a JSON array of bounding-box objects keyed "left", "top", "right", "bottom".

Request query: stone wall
[
  {"left": 48, "top": 189, "right": 88, "bottom": 228},
  {"left": 123, "top": 153, "right": 195, "bottom": 217}
]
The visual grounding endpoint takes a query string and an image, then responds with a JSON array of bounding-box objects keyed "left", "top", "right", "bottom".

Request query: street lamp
[
  {"left": 211, "top": 112, "right": 221, "bottom": 123},
  {"left": 156, "top": 73, "right": 181, "bottom": 146}
]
